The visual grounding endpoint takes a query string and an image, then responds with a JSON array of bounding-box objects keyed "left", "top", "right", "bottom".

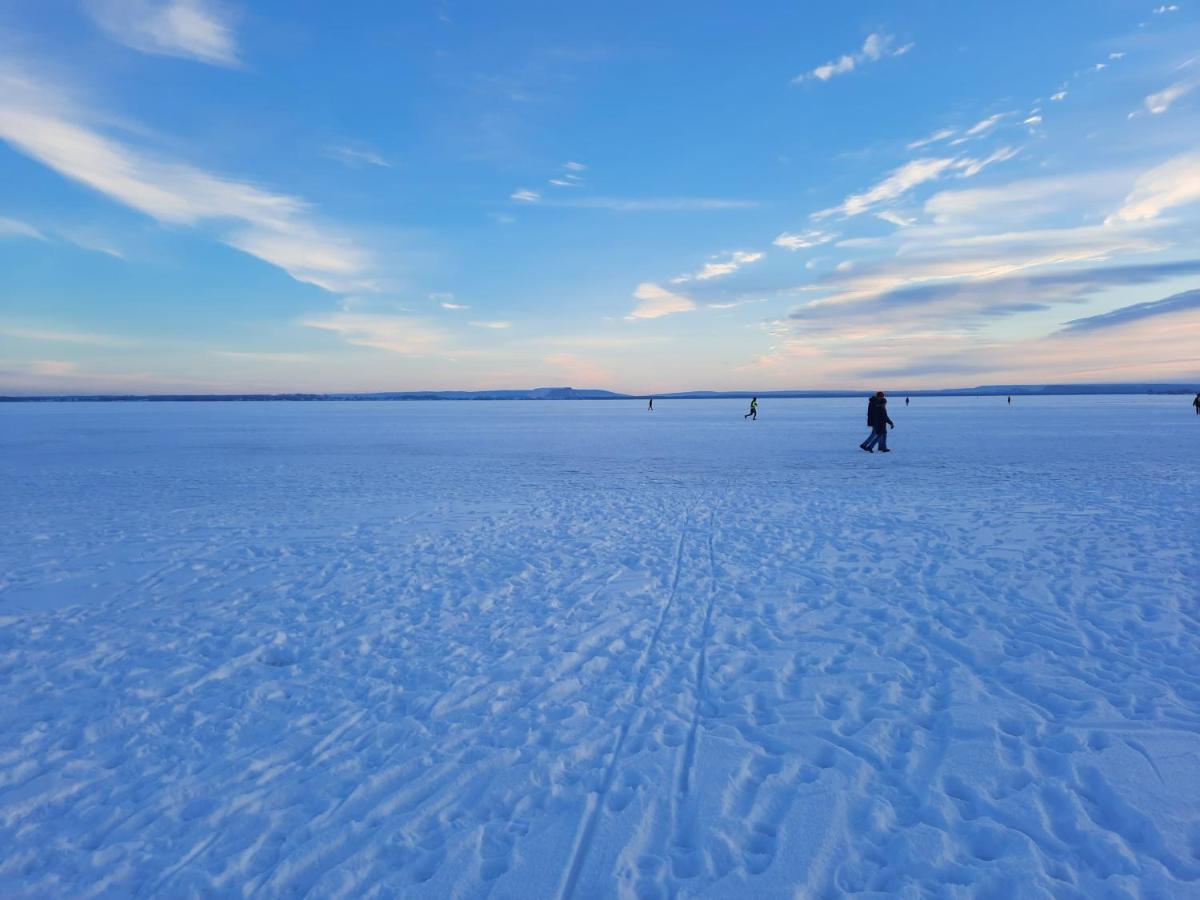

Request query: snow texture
[{"left": 2, "top": 397, "right": 1199, "bottom": 898}]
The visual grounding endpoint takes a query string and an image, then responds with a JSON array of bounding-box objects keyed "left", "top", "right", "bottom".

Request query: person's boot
[
  {"left": 860, "top": 444, "right": 873, "bottom": 452},
  {"left": 880, "top": 448, "right": 891, "bottom": 453}
]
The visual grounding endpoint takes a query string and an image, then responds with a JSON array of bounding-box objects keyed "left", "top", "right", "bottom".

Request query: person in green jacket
[{"left": 744, "top": 397, "right": 758, "bottom": 420}]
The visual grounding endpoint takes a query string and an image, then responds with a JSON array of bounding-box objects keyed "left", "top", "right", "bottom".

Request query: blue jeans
[{"left": 863, "top": 428, "right": 887, "bottom": 450}]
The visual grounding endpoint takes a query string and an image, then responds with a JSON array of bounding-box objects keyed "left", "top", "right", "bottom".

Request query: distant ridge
[{"left": 2, "top": 383, "right": 1197, "bottom": 402}]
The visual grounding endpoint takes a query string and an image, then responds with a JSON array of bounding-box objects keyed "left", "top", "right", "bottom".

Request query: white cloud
[
  {"left": 301, "top": 313, "right": 447, "bottom": 354},
  {"left": 1023, "top": 114, "right": 1043, "bottom": 126},
  {"left": 953, "top": 146, "right": 1018, "bottom": 178},
  {"left": 876, "top": 210, "right": 915, "bottom": 227},
  {"left": 0, "top": 66, "right": 373, "bottom": 293},
  {"left": 1143, "top": 78, "right": 1198, "bottom": 114},
  {"left": 815, "top": 157, "right": 958, "bottom": 219},
  {"left": 1051, "top": 91, "right": 1068, "bottom": 101},
  {"left": 965, "top": 113, "right": 1006, "bottom": 137},
  {"left": 681, "top": 250, "right": 765, "bottom": 281},
  {"left": 441, "top": 302, "right": 469, "bottom": 310},
  {"left": 469, "top": 320, "right": 511, "bottom": 329},
  {"left": 1109, "top": 52, "right": 1126, "bottom": 60},
  {"left": 628, "top": 282, "right": 696, "bottom": 319},
  {"left": 511, "top": 189, "right": 541, "bottom": 202},
  {"left": 773, "top": 230, "right": 836, "bottom": 250},
  {"left": 84, "top": 0, "right": 239, "bottom": 67},
  {"left": 1107, "top": 152, "right": 1200, "bottom": 223},
  {"left": 1154, "top": 4, "right": 1179, "bottom": 12},
  {"left": 907, "top": 128, "right": 956, "bottom": 150},
  {"left": 563, "top": 161, "right": 586, "bottom": 171},
  {"left": 548, "top": 179, "right": 575, "bottom": 187},
  {"left": 0, "top": 217, "right": 43, "bottom": 240},
  {"left": 925, "top": 171, "right": 1133, "bottom": 227},
  {"left": 795, "top": 32, "right": 913, "bottom": 83},
  {"left": 225, "top": 228, "right": 372, "bottom": 293}
]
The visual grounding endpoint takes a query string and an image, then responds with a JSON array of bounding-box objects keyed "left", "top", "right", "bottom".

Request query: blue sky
[{"left": 1, "top": 0, "right": 1198, "bottom": 393}]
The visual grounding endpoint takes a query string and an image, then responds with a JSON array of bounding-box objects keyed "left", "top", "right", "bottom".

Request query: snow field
[{"left": 1, "top": 397, "right": 1199, "bottom": 897}]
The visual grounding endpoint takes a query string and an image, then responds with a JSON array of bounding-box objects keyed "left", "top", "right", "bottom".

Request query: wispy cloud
[
  {"left": 1107, "top": 151, "right": 1200, "bottom": 223},
  {"left": 964, "top": 113, "right": 1007, "bottom": 137},
  {"left": 628, "top": 282, "right": 695, "bottom": 319},
  {"left": 301, "top": 312, "right": 447, "bottom": 354},
  {"left": 0, "top": 64, "right": 374, "bottom": 293},
  {"left": 907, "top": 128, "right": 956, "bottom": 150},
  {"left": 814, "top": 158, "right": 958, "bottom": 219},
  {"left": 1153, "top": 4, "right": 1180, "bottom": 13},
  {"left": 674, "top": 250, "right": 765, "bottom": 282},
  {"left": 954, "top": 146, "right": 1018, "bottom": 177},
  {"left": 1051, "top": 90, "right": 1068, "bottom": 101},
  {"left": 511, "top": 189, "right": 541, "bottom": 202},
  {"left": 325, "top": 145, "right": 391, "bottom": 168},
  {"left": 0, "top": 325, "right": 130, "bottom": 345},
  {"left": 212, "top": 350, "right": 312, "bottom": 362},
  {"left": 1142, "top": 78, "right": 1198, "bottom": 114},
  {"left": 1061, "top": 288, "right": 1200, "bottom": 332},
  {"left": 794, "top": 32, "right": 913, "bottom": 84},
  {"left": 536, "top": 197, "right": 757, "bottom": 212},
  {"left": 773, "top": 230, "right": 836, "bottom": 250},
  {"left": 876, "top": 210, "right": 916, "bottom": 227},
  {"left": 563, "top": 161, "right": 586, "bottom": 171},
  {"left": 83, "top": 0, "right": 239, "bottom": 68},
  {"left": 815, "top": 148, "right": 1018, "bottom": 220},
  {"left": 0, "top": 217, "right": 44, "bottom": 240},
  {"left": 441, "top": 302, "right": 469, "bottom": 310},
  {"left": 469, "top": 320, "right": 511, "bottom": 329},
  {"left": 29, "top": 360, "right": 80, "bottom": 376}
]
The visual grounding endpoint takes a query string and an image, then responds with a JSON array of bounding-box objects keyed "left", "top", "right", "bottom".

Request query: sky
[{"left": 1, "top": 0, "right": 1199, "bottom": 394}]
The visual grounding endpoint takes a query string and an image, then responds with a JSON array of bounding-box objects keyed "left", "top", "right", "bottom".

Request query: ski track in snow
[{"left": 1, "top": 397, "right": 1199, "bottom": 898}]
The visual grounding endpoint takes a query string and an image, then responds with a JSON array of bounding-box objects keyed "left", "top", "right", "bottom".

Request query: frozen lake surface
[{"left": 2, "top": 397, "right": 1199, "bottom": 897}]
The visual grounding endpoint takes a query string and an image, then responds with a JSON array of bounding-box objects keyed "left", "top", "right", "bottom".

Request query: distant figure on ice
[
  {"left": 1193, "top": 393, "right": 1200, "bottom": 415},
  {"left": 648, "top": 397, "right": 654, "bottom": 412},
  {"left": 744, "top": 397, "right": 758, "bottom": 420},
  {"left": 1008, "top": 396, "right": 1012, "bottom": 405},
  {"left": 860, "top": 391, "right": 894, "bottom": 453},
  {"left": 905, "top": 397, "right": 910, "bottom": 407}
]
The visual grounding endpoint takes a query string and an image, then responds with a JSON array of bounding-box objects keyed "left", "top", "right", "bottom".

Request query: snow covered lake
[{"left": 2, "top": 396, "right": 1198, "bottom": 897}]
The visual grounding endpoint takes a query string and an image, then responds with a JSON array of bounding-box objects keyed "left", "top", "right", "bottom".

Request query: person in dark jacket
[
  {"left": 860, "top": 391, "right": 894, "bottom": 452},
  {"left": 1193, "top": 393, "right": 1199, "bottom": 415}
]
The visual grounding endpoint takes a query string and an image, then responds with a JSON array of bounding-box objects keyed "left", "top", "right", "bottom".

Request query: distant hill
[{"left": 2, "top": 383, "right": 1197, "bottom": 402}]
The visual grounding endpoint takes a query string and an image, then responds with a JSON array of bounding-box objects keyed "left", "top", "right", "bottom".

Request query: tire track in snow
[{"left": 557, "top": 509, "right": 692, "bottom": 900}]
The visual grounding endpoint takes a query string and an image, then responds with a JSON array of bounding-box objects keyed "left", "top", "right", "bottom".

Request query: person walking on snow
[
  {"left": 860, "top": 391, "right": 894, "bottom": 453},
  {"left": 648, "top": 397, "right": 654, "bottom": 412},
  {"left": 744, "top": 397, "right": 758, "bottom": 420},
  {"left": 1193, "top": 393, "right": 1199, "bottom": 415}
]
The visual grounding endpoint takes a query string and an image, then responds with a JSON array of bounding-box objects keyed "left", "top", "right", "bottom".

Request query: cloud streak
[
  {"left": 1060, "top": 288, "right": 1200, "bottom": 333},
  {"left": 794, "top": 32, "right": 913, "bottom": 84},
  {"left": 0, "top": 65, "right": 374, "bottom": 293},
  {"left": 84, "top": 0, "right": 239, "bottom": 68},
  {"left": 628, "top": 282, "right": 695, "bottom": 319}
]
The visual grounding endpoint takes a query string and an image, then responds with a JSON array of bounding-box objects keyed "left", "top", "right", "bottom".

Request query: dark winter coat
[{"left": 867, "top": 396, "right": 894, "bottom": 433}]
